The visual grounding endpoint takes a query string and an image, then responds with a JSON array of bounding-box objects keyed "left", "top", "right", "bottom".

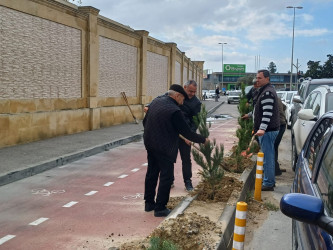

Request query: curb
[
  {"left": 158, "top": 160, "right": 256, "bottom": 250},
  {"left": 207, "top": 101, "right": 224, "bottom": 115},
  {"left": 0, "top": 133, "right": 143, "bottom": 187},
  {"left": 216, "top": 163, "right": 256, "bottom": 250}
]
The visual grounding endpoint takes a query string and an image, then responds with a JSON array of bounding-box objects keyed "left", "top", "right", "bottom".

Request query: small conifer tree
[
  {"left": 191, "top": 105, "right": 224, "bottom": 200},
  {"left": 234, "top": 83, "right": 254, "bottom": 171}
]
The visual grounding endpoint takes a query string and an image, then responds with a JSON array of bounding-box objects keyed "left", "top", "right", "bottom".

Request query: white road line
[
  {"left": 29, "top": 217, "right": 49, "bottom": 226},
  {"left": 131, "top": 168, "right": 140, "bottom": 172},
  {"left": 142, "top": 163, "right": 148, "bottom": 166},
  {"left": 63, "top": 201, "right": 78, "bottom": 208},
  {"left": 118, "top": 174, "right": 128, "bottom": 179},
  {"left": 104, "top": 182, "right": 114, "bottom": 187},
  {"left": 85, "top": 191, "right": 98, "bottom": 196},
  {"left": 0, "top": 235, "right": 16, "bottom": 245}
]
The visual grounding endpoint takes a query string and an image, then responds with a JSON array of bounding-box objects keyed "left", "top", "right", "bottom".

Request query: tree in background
[
  {"left": 267, "top": 62, "right": 277, "bottom": 73},
  {"left": 304, "top": 54, "right": 333, "bottom": 79},
  {"left": 322, "top": 54, "right": 333, "bottom": 78},
  {"left": 304, "top": 61, "right": 322, "bottom": 79}
]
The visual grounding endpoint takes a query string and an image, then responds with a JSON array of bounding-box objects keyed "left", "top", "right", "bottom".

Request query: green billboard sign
[{"left": 224, "top": 64, "right": 246, "bottom": 74}]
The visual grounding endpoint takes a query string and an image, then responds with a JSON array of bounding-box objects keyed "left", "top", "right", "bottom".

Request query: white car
[
  {"left": 277, "top": 91, "right": 287, "bottom": 100},
  {"left": 291, "top": 85, "right": 333, "bottom": 170},
  {"left": 283, "top": 91, "right": 298, "bottom": 128},
  {"left": 227, "top": 90, "right": 241, "bottom": 104},
  {"left": 208, "top": 90, "right": 216, "bottom": 98}
]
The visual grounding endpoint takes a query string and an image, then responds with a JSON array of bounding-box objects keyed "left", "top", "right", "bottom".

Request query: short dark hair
[{"left": 257, "top": 69, "right": 270, "bottom": 78}]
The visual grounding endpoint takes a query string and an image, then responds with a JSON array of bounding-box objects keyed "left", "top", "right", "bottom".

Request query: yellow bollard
[
  {"left": 254, "top": 152, "right": 264, "bottom": 201},
  {"left": 232, "top": 201, "right": 248, "bottom": 250}
]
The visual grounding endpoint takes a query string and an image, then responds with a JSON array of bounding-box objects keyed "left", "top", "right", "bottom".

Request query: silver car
[
  {"left": 227, "top": 91, "right": 241, "bottom": 104},
  {"left": 291, "top": 85, "right": 333, "bottom": 170}
]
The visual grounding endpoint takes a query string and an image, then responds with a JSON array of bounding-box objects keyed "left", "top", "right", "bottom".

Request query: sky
[{"left": 79, "top": 0, "right": 333, "bottom": 74}]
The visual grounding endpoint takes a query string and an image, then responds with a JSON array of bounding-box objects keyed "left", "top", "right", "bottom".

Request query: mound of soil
[{"left": 119, "top": 173, "right": 247, "bottom": 250}]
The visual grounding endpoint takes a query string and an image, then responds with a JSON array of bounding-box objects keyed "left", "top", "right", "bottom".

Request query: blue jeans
[{"left": 259, "top": 130, "right": 279, "bottom": 187}]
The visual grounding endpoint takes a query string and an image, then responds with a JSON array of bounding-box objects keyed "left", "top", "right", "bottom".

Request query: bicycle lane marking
[{"left": 0, "top": 235, "right": 16, "bottom": 246}]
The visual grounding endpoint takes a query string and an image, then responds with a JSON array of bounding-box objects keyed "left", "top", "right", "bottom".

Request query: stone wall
[{"left": 0, "top": 0, "right": 204, "bottom": 148}]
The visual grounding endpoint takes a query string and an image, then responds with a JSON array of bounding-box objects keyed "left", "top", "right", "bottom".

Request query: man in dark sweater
[
  {"left": 254, "top": 70, "right": 280, "bottom": 191},
  {"left": 143, "top": 84, "right": 208, "bottom": 217},
  {"left": 179, "top": 80, "right": 201, "bottom": 191}
]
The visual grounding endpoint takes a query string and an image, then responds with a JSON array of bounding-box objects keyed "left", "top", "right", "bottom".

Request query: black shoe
[
  {"left": 261, "top": 185, "right": 274, "bottom": 191},
  {"left": 184, "top": 180, "right": 193, "bottom": 192},
  {"left": 275, "top": 171, "right": 282, "bottom": 176},
  {"left": 154, "top": 208, "right": 171, "bottom": 217},
  {"left": 145, "top": 202, "right": 155, "bottom": 212}
]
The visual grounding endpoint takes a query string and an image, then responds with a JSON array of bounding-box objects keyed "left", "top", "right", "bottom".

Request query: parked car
[
  {"left": 227, "top": 90, "right": 241, "bottom": 104},
  {"left": 280, "top": 111, "right": 333, "bottom": 249},
  {"left": 290, "top": 78, "right": 333, "bottom": 127},
  {"left": 277, "top": 91, "right": 287, "bottom": 100},
  {"left": 208, "top": 90, "right": 216, "bottom": 98},
  {"left": 284, "top": 91, "right": 298, "bottom": 128},
  {"left": 291, "top": 85, "right": 333, "bottom": 170}
]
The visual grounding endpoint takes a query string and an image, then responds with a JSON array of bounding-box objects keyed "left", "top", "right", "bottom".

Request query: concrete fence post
[
  {"left": 232, "top": 201, "right": 248, "bottom": 250},
  {"left": 254, "top": 152, "right": 264, "bottom": 201}
]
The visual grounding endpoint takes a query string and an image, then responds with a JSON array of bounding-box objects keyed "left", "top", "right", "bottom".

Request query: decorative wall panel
[
  {"left": 0, "top": 6, "right": 81, "bottom": 99},
  {"left": 146, "top": 51, "right": 168, "bottom": 97},
  {"left": 183, "top": 66, "right": 188, "bottom": 85},
  {"left": 175, "top": 61, "right": 181, "bottom": 85},
  {"left": 99, "top": 37, "right": 137, "bottom": 97}
]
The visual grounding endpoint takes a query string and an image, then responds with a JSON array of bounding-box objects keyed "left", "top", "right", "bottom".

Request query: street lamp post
[
  {"left": 218, "top": 42, "right": 227, "bottom": 92},
  {"left": 287, "top": 6, "right": 303, "bottom": 91}
]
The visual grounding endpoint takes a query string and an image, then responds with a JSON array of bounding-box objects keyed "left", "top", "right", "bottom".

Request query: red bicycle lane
[{"left": 0, "top": 117, "right": 238, "bottom": 249}]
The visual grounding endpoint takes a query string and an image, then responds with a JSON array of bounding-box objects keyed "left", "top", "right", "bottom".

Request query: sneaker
[
  {"left": 185, "top": 180, "right": 193, "bottom": 192},
  {"left": 144, "top": 202, "right": 155, "bottom": 212},
  {"left": 154, "top": 208, "right": 171, "bottom": 217}
]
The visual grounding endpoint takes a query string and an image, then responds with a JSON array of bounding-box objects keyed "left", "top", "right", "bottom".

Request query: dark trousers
[
  {"left": 179, "top": 138, "right": 192, "bottom": 182},
  {"left": 144, "top": 150, "right": 174, "bottom": 211},
  {"left": 274, "top": 124, "right": 286, "bottom": 174}
]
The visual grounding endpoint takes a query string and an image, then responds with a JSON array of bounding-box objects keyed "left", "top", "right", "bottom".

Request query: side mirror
[
  {"left": 293, "top": 95, "right": 302, "bottom": 104},
  {"left": 298, "top": 109, "right": 317, "bottom": 121},
  {"left": 280, "top": 193, "right": 333, "bottom": 236}
]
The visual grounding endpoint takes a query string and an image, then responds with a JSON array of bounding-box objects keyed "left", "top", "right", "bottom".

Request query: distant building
[{"left": 203, "top": 72, "right": 297, "bottom": 91}]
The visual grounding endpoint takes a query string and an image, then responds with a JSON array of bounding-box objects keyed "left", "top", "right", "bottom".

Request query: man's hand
[
  {"left": 144, "top": 106, "right": 149, "bottom": 113},
  {"left": 241, "top": 114, "right": 249, "bottom": 120},
  {"left": 184, "top": 138, "right": 192, "bottom": 146},
  {"left": 255, "top": 129, "right": 265, "bottom": 136}
]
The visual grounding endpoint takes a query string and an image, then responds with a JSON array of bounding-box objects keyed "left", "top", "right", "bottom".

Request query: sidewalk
[{"left": 0, "top": 100, "right": 223, "bottom": 186}]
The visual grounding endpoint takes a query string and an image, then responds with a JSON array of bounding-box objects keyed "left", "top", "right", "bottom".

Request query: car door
[
  {"left": 294, "top": 92, "right": 320, "bottom": 154},
  {"left": 294, "top": 117, "right": 333, "bottom": 249}
]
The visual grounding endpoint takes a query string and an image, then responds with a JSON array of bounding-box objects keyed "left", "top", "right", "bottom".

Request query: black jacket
[{"left": 143, "top": 95, "right": 205, "bottom": 162}]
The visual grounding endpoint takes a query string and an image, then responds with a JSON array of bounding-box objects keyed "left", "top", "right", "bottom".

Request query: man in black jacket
[
  {"left": 179, "top": 80, "right": 201, "bottom": 191},
  {"left": 143, "top": 84, "right": 208, "bottom": 217},
  {"left": 254, "top": 70, "right": 280, "bottom": 191}
]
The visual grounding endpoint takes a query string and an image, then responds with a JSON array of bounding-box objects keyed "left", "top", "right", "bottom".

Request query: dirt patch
[{"left": 118, "top": 171, "right": 251, "bottom": 250}]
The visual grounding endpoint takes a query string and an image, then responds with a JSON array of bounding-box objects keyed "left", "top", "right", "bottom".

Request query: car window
[
  {"left": 306, "top": 118, "right": 333, "bottom": 171},
  {"left": 326, "top": 93, "right": 333, "bottom": 113},
  {"left": 315, "top": 128, "right": 333, "bottom": 216},
  {"left": 312, "top": 93, "right": 322, "bottom": 116},
  {"left": 286, "top": 92, "right": 294, "bottom": 102},
  {"left": 308, "top": 83, "right": 333, "bottom": 96},
  {"left": 304, "top": 92, "right": 318, "bottom": 110},
  {"left": 299, "top": 84, "right": 305, "bottom": 99}
]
